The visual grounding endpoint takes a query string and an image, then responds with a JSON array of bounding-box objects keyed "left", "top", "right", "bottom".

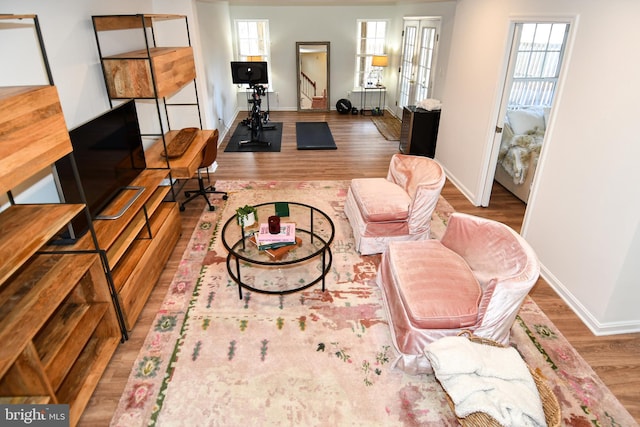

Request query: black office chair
[{"left": 180, "top": 129, "right": 228, "bottom": 211}]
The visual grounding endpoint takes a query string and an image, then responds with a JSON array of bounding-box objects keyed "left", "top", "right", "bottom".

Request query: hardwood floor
[{"left": 80, "top": 111, "right": 639, "bottom": 425}]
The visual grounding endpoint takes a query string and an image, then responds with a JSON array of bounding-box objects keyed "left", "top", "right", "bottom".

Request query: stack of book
[
  {"left": 254, "top": 222, "right": 297, "bottom": 250},
  {"left": 249, "top": 222, "right": 301, "bottom": 260}
]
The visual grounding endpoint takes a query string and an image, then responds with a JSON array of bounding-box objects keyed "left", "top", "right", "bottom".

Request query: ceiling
[{"left": 200, "top": 0, "right": 444, "bottom": 5}]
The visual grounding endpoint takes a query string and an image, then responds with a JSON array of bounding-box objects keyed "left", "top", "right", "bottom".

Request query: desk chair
[{"left": 180, "top": 129, "right": 228, "bottom": 211}]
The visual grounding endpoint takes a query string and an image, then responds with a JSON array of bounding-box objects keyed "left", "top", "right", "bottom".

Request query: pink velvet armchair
[
  {"left": 376, "top": 212, "right": 540, "bottom": 374},
  {"left": 344, "top": 154, "right": 446, "bottom": 255}
]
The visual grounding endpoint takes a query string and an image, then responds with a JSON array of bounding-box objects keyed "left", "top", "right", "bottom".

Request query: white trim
[
  {"left": 540, "top": 267, "right": 640, "bottom": 336},
  {"left": 480, "top": 14, "right": 578, "bottom": 213}
]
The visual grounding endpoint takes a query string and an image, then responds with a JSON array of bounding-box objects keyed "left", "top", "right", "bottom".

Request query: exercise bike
[{"left": 240, "top": 83, "right": 274, "bottom": 145}]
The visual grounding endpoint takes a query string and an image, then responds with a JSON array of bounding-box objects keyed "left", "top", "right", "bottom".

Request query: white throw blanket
[
  {"left": 416, "top": 98, "right": 442, "bottom": 111},
  {"left": 425, "top": 336, "right": 546, "bottom": 427},
  {"left": 498, "top": 127, "right": 544, "bottom": 185}
]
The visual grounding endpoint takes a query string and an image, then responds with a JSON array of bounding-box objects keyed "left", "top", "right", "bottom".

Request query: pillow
[{"left": 506, "top": 108, "right": 545, "bottom": 134}]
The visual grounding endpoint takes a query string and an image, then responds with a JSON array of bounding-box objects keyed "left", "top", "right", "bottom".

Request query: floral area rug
[{"left": 111, "top": 180, "right": 636, "bottom": 427}]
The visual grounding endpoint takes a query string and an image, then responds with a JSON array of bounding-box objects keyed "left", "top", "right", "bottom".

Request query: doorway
[
  {"left": 396, "top": 17, "right": 440, "bottom": 117},
  {"left": 482, "top": 20, "right": 571, "bottom": 207},
  {"left": 296, "top": 42, "right": 330, "bottom": 111}
]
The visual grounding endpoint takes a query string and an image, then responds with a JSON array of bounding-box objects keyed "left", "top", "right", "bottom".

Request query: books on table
[{"left": 255, "top": 222, "right": 296, "bottom": 250}]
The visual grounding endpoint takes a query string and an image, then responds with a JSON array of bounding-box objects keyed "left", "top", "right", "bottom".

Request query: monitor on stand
[{"left": 230, "top": 61, "right": 274, "bottom": 144}]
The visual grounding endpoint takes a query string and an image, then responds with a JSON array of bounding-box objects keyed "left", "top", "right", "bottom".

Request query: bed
[{"left": 494, "top": 107, "right": 548, "bottom": 203}]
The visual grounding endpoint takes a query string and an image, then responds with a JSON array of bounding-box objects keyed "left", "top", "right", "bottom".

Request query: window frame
[
  {"left": 354, "top": 19, "right": 388, "bottom": 88},
  {"left": 234, "top": 19, "right": 272, "bottom": 90},
  {"left": 508, "top": 22, "right": 569, "bottom": 108}
]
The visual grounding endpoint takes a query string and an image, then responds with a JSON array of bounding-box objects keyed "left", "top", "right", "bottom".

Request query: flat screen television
[
  {"left": 53, "top": 100, "right": 146, "bottom": 242},
  {"left": 230, "top": 61, "right": 269, "bottom": 85}
]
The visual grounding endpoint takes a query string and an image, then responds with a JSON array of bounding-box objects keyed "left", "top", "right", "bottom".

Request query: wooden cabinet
[
  {"left": 0, "top": 80, "right": 120, "bottom": 427},
  {"left": 399, "top": 106, "right": 441, "bottom": 158},
  {"left": 101, "top": 47, "right": 196, "bottom": 99}
]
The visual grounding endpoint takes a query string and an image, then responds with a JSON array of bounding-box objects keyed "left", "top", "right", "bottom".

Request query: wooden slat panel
[
  {"left": 0, "top": 204, "right": 84, "bottom": 285},
  {"left": 0, "top": 86, "right": 72, "bottom": 193}
]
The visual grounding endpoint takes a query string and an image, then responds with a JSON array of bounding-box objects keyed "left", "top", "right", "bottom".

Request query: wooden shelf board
[
  {"left": 0, "top": 85, "right": 73, "bottom": 194},
  {"left": 145, "top": 129, "right": 211, "bottom": 179},
  {"left": 0, "top": 396, "right": 50, "bottom": 404},
  {"left": 0, "top": 14, "right": 38, "bottom": 20},
  {"left": 56, "top": 335, "right": 120, "bottom": 427},
  {"left": 0, "top": 204, "right": 85, "bottom": 284},
  {"left": 92, "top": 14, "right": 184, "bottom": 31},
  {"left": 0, "top": 253, "right": 99, "bottom": 378},
  {"left": 42, "top": 303, "right": 109, "bottom": 390}
]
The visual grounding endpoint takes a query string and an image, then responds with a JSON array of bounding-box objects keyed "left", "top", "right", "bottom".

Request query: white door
[
  {"left": 397, "top": 18, "right": 440, "bottom": 117},
  {"left": 481, "top": 21, "right": 570, "bottom": 207}
]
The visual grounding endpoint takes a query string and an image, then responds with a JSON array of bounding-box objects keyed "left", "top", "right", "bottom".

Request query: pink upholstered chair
[
  {"left": 376, "top": 212, "right": 540, "bottom": 374},
  {"left": 344, "top": 154, "right": 446, "bottom": 255}
]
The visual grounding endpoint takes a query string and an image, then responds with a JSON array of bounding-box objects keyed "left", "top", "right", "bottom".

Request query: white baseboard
[{"left": 540, "top": 267, "right": 640, "bottom": 336}]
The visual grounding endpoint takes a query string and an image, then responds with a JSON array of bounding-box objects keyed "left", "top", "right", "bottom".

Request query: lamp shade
[{"left": 372, "top": 55, "right": 388, "bottom": 67}]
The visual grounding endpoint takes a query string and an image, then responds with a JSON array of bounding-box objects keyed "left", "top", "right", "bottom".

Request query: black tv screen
[
  {"left": 54, "top": 100, "right": 146, "bottom": 241},
  {"left": 231, "top": 61, "right": 269, "bottom": 85}
]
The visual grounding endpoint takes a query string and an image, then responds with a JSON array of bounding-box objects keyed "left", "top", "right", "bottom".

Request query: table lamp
[{"left": 371, "top": 55, "right": 388, "bottom": 87}]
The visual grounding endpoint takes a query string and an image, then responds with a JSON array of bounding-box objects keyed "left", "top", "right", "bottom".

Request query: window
[
  {"left": 354, "top": 20, "right": 387, "bottom": 88},
  {"left": 509, "top": 23, "right": 568, "bottom": 108},
  {"left": 235, "top": 20, "right": 271, "bottom": 86}
]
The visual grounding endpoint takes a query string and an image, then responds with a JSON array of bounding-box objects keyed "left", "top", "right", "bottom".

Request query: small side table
[{"left": 360, "top": 85, "right": 386, "bottom": 116}]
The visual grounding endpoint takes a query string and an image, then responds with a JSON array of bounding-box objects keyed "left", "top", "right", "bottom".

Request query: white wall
[
  {"left": 195, "top": 1, "right": 237, "bottom": 135},
  {"left": 227, "top": 3, "right": 457, "bottom": 112},
  {"left": 0, "top": 0, "right": 211, "bottom": 205},
  {"left": 437, "top": 0, "right": 640, "bottom": 334}
]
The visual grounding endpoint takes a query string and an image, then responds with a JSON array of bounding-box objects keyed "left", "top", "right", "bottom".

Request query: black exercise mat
[
  {"left": 295, "top": 122, "right": 337, "bottom": 150},
  {"left": 224, "top": 122, "right": 283, "bottom": 152}
]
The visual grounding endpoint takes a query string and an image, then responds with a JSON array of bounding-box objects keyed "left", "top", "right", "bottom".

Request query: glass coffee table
[{"left": 221, "top": 201, "right": 335, "bottom": 299}]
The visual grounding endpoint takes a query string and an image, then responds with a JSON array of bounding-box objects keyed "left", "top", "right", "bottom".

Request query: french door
[{"left": 396, "top": 18, "right": 440, "bottom": 117}]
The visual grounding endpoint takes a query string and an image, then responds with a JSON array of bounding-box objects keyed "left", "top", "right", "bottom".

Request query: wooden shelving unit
[
  {"left": 87, "top": 14, "right": 212, "bottom": 333},
  {"left": 92, "top": 14, "right": 206, "bottom": 184},
  {"left": 72, "top": 169, "right": 181, "bottom": 331},
  {"left": 0, "top": 15, "right": 120, "bottom": 426}
]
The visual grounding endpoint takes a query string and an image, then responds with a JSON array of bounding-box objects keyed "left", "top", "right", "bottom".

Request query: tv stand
[{"left": 72, "top": 169, "right": 181, "bottom": 332}]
